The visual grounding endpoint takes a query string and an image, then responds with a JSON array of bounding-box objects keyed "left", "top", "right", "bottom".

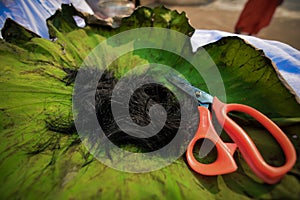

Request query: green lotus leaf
[{"left": 0, "top": 4, "right": 299, "bottom": 200}]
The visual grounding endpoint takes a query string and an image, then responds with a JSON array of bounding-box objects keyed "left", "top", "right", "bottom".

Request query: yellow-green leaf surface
[{"left": 0, "top": 4, "right": 299, "bottom": 200}]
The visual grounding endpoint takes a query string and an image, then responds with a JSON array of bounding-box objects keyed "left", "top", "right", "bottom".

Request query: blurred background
[
  {"left": 145, "top": 0, "right": 300, "bottom": 50},
  {"left": 0, "top": 0, "right": 299, "bottom": 49}
]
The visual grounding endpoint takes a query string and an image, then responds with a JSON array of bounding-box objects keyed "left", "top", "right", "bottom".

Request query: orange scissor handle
[
  {"left": 186, "top": 106, "right": 238, "bottom": 175},
  {"left": 212, "top": 97, "right": 297, "bottom": 184}
]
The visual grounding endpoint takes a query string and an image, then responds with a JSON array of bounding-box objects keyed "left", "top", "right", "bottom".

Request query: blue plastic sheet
[{"left": 0, "top": 0, "right": 93, "bottom": 38}]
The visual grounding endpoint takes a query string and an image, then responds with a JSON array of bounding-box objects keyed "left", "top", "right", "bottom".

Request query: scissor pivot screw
[{"left": 195, "top": 91, "right": 201, "bottom": 98}]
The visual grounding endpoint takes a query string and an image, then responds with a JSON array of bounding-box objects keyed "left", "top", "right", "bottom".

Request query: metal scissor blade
[
  {"left": 165, "top": 74, "right": 197, "bottom": 98},
  {"left": 165, "top": 73, "right": 213, "bottom": 106},
  {"left": 192, "top": 86, "right": 214, "bottom": 104}
]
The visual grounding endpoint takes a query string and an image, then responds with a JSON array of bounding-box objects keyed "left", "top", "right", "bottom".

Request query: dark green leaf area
[
  {"left": 192, "top": 139, "right": 218, "bottom": 164},
  {"left": 1, "top": 18, "right": 40, "bottom": 44},
  {"left": 119, "top": 6, "right": 194, "bottom": 36},
  {"left": 204, "top": 37, "right": 300, "bottom": 118}
]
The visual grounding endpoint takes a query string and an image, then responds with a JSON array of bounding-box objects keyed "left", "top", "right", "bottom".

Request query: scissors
[{"left": 166, "top": 74, "right": 296, "bottom": 184}]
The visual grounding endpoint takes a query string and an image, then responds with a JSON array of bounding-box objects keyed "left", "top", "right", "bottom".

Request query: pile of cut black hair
[{"left": 95, "top": 70, "right": 199, "bottom": 153}]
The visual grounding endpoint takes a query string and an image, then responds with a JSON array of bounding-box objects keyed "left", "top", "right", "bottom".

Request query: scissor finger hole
[
  {"left": 228, "top": 111, "right": 285, "bottom": 167},
  {"left": 193, "top": 138, "right": 217, "bottom": 164}
]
